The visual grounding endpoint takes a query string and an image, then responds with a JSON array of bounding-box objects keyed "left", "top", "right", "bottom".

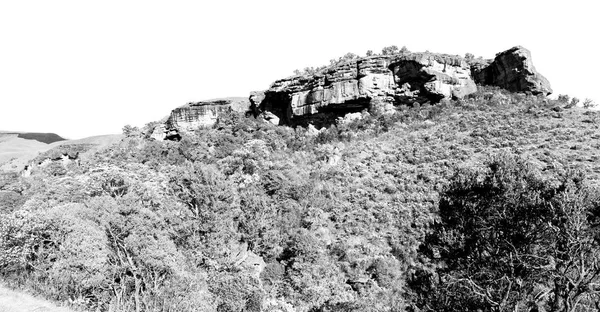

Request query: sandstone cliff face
[
  {"left": 167, "top": 102, "right": 230, "bottom": 131},
  {"left": 253, "top": 47, "right": 549, "bottom": 127},
  {"left": 471, "top": 46, "right": 552, "bottom": 95},
  {"left": 155, "top": 46, "right": 551, "bottom": 138},
  {"left": 153, "top": 98, "right": 251, "bottom": 140},
  {"left": 389, "top": 53, "right": 476, "bottom": 103}
]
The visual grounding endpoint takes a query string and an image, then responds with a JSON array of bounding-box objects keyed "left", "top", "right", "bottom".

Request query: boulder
[
  {"left": 259, "top": 111, "right": 280, "bottom": 125},
  {"left": 150, "top": 124, "right": 167, "bottom": 140},
  {"left": 228, "top": 241, "right": 265, "bottom": 278},
  {"left": 471, "top": 46, "right": 552, "bottom": 95}
]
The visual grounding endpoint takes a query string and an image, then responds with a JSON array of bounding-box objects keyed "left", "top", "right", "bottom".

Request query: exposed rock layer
[
  {"left": 471, "top": 46, "right": 552, "bottom": 95},
  {"left": 155, "top": 46, "right": 551, "bottom": 138},
  {"left": 389, "top": 53, "right": 477, "bottom": 103},
  {"left": 153, "top": 97, "right": 251, "bottom": 140},
  {"left": 252, "top": 46, "right": 550, "bottom": 127}
]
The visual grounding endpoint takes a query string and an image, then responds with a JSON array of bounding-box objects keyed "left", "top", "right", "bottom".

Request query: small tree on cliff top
[{"left": 381, "top": 45, "right": 399, "bottom": 55}]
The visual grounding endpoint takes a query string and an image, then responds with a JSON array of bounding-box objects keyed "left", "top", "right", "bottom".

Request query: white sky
[{"left": 1, "top": 0, "right": 598, "bottom": 139}]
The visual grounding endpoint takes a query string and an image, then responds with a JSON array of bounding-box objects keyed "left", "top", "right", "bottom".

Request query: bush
[
  {"left": 412, "top": 154, "right": 600, "bottom": 311},
  {"left": 381, "top": 45, "right": 399, "bottom": 55}
]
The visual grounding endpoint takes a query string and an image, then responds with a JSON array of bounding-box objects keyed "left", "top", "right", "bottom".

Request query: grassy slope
[
  {"left": 328, "top": 100, "right": 600, "bottom": 213},
  {"left": 0, "top": 134, "right": 50, "bottom": 166},
  {"left": 271, "top": 98, "right": 599, "bottom": 223},
  {"left": 0, "top": 134, "right": 123, "bottom": 171}
]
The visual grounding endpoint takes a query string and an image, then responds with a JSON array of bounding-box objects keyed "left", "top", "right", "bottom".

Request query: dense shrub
[
  {"left": 411, "top": 155, "right": 600, "bottom": 311},
  {"left": 2, "top": 87, "right": 600, "bottom": 311}
]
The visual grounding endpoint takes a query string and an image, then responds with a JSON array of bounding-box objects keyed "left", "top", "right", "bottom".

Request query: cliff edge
[{"left": 153, "top": 46, "right": 551, "bottom": 139}]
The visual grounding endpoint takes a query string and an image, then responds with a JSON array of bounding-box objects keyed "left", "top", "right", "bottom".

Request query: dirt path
[{"left": 0, "top": 284, "right": 74, "bottom": 312}]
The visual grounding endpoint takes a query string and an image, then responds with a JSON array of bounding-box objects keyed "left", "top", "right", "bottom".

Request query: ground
[{"left": 0, "top": 284, "right": 74, "bottom": 312}]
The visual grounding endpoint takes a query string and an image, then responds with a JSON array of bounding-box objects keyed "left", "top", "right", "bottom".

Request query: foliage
[
  {"left": 412, "top": 155, "right": 600, "bottom": 311},
  {"left": 122, "top": 125, "right": 141, "bottom": 138},
  {"left": 293, "top": 45, "right": 411, "bottom": 76},
  {"left": 583, "top": 98, "right": 597, "bottom": 109},
  {"left": 2, "top": 86, "right": 600, "bottom": 311},
  {"left": 381, "top": 45, "right": 399, "bottom": 55}
]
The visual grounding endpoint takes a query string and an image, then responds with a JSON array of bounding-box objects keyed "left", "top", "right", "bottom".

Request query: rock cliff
[
  {"left": 251, "top": 46, "right": 551, "bottom": 127},
  {"left": 152, "top": 97, "right": 251, "bottom": 140},
  {"left": 154, "top": 46, "right": 551, "bottom": 138},
  {"left": 470, "top": 46, "right": 552, "bottom": 95},
  {"left": 389, "top": 53, "right": 477, "bottom": 103}
]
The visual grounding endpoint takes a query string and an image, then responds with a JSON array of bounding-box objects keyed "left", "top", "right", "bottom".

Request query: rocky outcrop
[
  {"left": 153, "top": 97, "right": 251, "bottom": 140},
  {"left": 252, "top": 56, "right": 407, "bottom": 126},
  {"left": 470, "top": 46, "right": 552, "bottom": 95},
  {"left": 253, "top": 52, "right": 478, "bottom": 126},
  {"left": 152, "top": 46, "right": 551, "bottom": 139},
  {"left": 389, "top": 53, "right": 477, "bottom": 103},
  {"left": 252, "top": 47, "right": 549, "bottom": 127}
]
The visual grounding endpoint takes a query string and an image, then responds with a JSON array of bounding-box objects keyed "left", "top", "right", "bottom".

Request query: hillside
[
  {"left": 0, "top": 132, "right": 67, "bottom": 167},
  {"left": 15, "top": 132, "right": 66, "bottom": 144},
  {"left": 1, "top": 84, "right": 599, "bottom": 311},
  {"left": 0, "top": 134, "right": 50, "bottom": 166},
  {"left": 0, "top": 134, "right": 123, "bottom": 172}
]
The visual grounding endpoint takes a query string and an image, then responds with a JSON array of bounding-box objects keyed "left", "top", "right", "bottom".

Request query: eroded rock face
[
  {"left": 167, "top": 102, "right": 229, "bottom": 131},
  {"left": 389, "top": 53, "right": 476, "bottom": 103},
  {"left": 255, "top": 52, "right": 477, "bottom": 126},
  {"left": 252, "top": 46, "right": 551, "bottom": 126},
  {"left": 471, "top": 46, "right": 552, "bottom": 95},
  {"left": 151, "top": 46, "right": 551, "bottom": 139},
  {"left": 156, "top": 98, "right": 251, "bottom": 140}
]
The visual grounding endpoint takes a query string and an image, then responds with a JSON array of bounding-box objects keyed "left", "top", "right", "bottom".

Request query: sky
[{"left": 0, "top": 0, "right": 598, "bottom": 139}]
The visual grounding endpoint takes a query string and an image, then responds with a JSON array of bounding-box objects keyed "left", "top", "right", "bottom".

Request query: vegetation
[
  {"left": 412, "top": 156, "right": 600, "bottom": 311},
  {"left": 293, "top": 45, "right": 411, "bottom": 76},
  {"left": 1, "top": 86, "right": 600, "bottom": 311}
]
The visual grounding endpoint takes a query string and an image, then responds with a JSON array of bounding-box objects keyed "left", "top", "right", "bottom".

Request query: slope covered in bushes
[{"left": 1, "top": 87, "right": 599, "bottom": 311}]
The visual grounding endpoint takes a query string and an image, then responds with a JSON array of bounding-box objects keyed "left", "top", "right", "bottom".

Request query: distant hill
[
  {"left": 0, "top": 133, "right": 50, "bottom": 166},
  {"left": 0, "top": 132, "right": 123, "bottom": 172},
  {"left": 16, "top": 132, "right": 66, "bottom": 144}
]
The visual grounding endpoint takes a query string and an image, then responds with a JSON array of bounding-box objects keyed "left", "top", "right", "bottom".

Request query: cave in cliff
[{"left": 290, "top": 98, "right": 371, "bottom": 129}]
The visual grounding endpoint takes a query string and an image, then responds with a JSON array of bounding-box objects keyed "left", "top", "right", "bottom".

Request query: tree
[
  {"left": 88, "top": 195, "right": 186, "bottom": 312},
  {"left": 122, "top": 125, "right": 141, "bottom": 138},
  {"left": 340, "top": 52, "right": 358, "bottom": 62},
  {"left": 381, "top": 45, "right": 399, "bottom": 55},
  {"left": 412, "top": 155, "right": 600, "bottom": 311},
  {"left": 366, "top": 50, "right": 374, "bottom": 57},
  {"left": 303, "top": 67, "right": 316, "bottom": 75},
  {"left": 557, "top": 94, "right": 571, "bottom": 104},
  {"left": 583, "top": 98, "right": 597, "bottom": 109},
  {"left": 570, "top": 97, "right": 580, "bottom": 107},
  {"left": 464, "top": 53, "right": 475, "bottom": 61}
]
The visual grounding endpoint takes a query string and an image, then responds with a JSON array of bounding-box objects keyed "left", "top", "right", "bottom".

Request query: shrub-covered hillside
[{"left": 1, "top": 87, "right": 600, "bottom": 311}]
